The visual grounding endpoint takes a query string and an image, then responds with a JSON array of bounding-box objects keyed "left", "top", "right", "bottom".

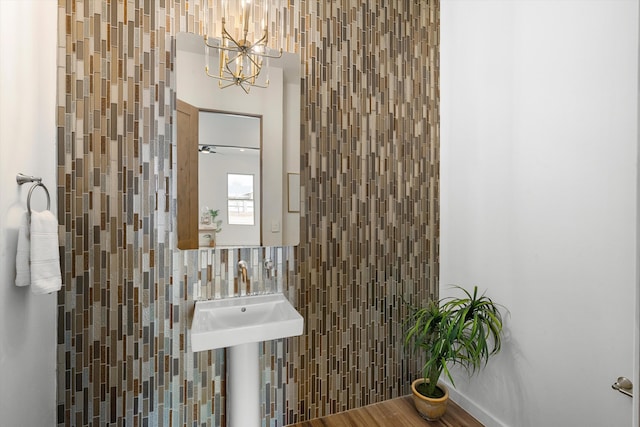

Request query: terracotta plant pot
[{"left": 411, "top": 378, "right": 449, "bottom": 421}]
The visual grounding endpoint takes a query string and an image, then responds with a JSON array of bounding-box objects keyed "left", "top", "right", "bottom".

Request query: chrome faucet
[{"left": 238, "top": 260, "right": 249, "bottom": 292}]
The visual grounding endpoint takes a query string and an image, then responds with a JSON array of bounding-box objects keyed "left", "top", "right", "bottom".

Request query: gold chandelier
[{"left": 203, "top": 0, "right": 282, "bottom": 93}]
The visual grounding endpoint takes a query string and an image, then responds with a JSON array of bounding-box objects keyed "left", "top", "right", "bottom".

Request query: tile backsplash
[{"left": 57, "top": 0, "right": 438, "bottom": 425}]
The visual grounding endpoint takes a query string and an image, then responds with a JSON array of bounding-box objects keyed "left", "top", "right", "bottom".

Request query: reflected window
[{"left": 228, "top": 173, "right": 255, "bottom": 225}]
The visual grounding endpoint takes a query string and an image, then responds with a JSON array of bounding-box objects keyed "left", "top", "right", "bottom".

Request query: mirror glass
[
  {"left": 176, "top": 32, "right": 300, "bottom": 249},
  {"left": 227, "top": 173, "right": 256, "bottom": 225},
  {"left": 198, "top": 111, "right": 261, "bottom": 246}
]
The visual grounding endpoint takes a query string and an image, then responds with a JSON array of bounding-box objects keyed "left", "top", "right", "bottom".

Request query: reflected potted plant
[
  {"left": 208, "top": 209, "right": 223, "bottom": 231},
  {"left": 200, "top": 208, "right": 223, "bottom": 247},
  {"left": 404, "top": 286, "right": 506, "bottom": 420},
  {"left": 207, "top": 209, "right": 223, "bottom": 247}
]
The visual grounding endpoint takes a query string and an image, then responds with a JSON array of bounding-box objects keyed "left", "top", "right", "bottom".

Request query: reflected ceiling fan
[
  {"left": 198, "top": 144, "right": 220, "bottom": 154},
  {"left": 198, "top": 144, "right": 259, "bottom": 155}
]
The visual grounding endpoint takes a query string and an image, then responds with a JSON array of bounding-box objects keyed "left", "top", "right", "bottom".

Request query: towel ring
[
  {"left": 17, "top": 173, "right": 52, "bottom": 214},
  {"left": 26, "top": 182, "right": 51, "bottom": 214}
]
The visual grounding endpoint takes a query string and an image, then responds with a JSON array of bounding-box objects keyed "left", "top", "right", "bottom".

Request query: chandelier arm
[
  {"left": 202, "top": 3, "right": 277, "bottom": 92},
  {"left": 204, "top": 29, "right": 237, "bottom": 49},
  {"left": 219, "top": 48, "right": 242, "bottom": 75},
  {"left": 210, "top": 45, "right": 283, "bottom": 60},
  {"left": 206, "top": 72, "right": 243, "bottom": 85},
  {"left": 223, "top": 54, "right": 242, "bottom": 80},
  {"left": 239, "top": 82, "right": 251, "bottom": 94},
  {"left": 205, "top": 64, "right": 239, "bottom": 83},
  {"left": 247, "top": 33, "right": 284, "bottom": 59},
  {"left": 245, "top": 54, "right": 263, "bottom": 70},
  {"left": 230, "top": 55, "right": 262, "bottom": 82},
  {"left": 238, "top": 79, "right": 269, "bottom": 92},
  {"left": 205, "top": 43, "right": 252, "bottom": 53},
  {"left": 207, "top": 40, "right": 283, "bottom": 59},
  {"left": 206, "top": 66, "right": 270, "bottom": 89},
  {"left": 208, "top": 28, "right": 283, "bottom": 59},
  {"left": 258, "top": 49, "right": 284, "bottom": 59},
  {"left": 219, "top": 25, "right": 243, "bottom": 51},
  {"left": 221, "top": 51, "right": 264, "bottom": 84},
  {"left": 219, "top": 80, "right": 241, "bottom": 90},
  {"left": 248, "top": 81, "right": 269, "bottom": 89}
]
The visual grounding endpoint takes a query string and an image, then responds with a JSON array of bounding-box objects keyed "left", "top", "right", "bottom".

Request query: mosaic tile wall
[
  {"left": 56, "top": 0, "right": 438, "bottom": 425},
  {"left": 288, "top": 1, "right": 439, "bottom": 420}
]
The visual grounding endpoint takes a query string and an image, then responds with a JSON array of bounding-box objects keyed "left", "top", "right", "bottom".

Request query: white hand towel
[
  {"left": 30, "top": 210, "right": 62, "bottom": 294},
  {"left": 15, "top": 211, "right": 30, "bottom": 287}
]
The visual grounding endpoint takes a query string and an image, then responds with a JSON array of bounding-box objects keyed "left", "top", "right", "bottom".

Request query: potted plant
[
  {"left": 200, "top": 208, "right": 223, "bottom": 247},
  {"left": 404, "top": 286, "right": 506, "bottom": 420}
]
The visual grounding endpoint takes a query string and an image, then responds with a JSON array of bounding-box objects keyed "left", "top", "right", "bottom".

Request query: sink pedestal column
[{"left": 227, "top": 342, "right": 260, "bottom": 427}]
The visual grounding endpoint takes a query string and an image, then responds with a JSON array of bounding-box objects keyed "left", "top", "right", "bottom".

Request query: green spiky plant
[
  {"left": 208, "top": 209, "right": 223, "bottom": 233},
  {"left": 404, "top": 286, "right": 505, "bottom": 398}
]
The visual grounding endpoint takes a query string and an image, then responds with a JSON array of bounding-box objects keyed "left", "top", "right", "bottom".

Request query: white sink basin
[{"left": 190, "top": 293, "right": 303, "bottom": 352}]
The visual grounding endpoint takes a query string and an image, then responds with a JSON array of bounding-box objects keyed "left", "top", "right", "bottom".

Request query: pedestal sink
[{"left": 190, "top": 293, "right": 303, "bottom": 427}]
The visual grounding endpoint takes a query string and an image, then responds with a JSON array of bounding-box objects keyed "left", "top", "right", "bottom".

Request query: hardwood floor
[{"left": 286, "top": 396, "right": 483, "bottom": 427}]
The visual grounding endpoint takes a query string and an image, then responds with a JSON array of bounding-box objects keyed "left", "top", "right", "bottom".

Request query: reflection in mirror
[
  {"left": 197, "top": 111, "right": 261, "bottom": 246},
  {"left": 227, "top": 174, "right": 255, "bottom": 225},
  {"left": 176, "top": 31, "right": 300, "bottom": 249}
]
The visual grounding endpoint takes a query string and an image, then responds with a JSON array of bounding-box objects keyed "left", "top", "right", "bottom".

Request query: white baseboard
[{"left": 443, "top": 381, "right": 508, "bottom": 427}]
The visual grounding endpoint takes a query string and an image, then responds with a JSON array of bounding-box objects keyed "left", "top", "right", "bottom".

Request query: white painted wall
[
  {"left": 441, "top": 1, "right": 638, "bottom": 426},
  {"left": 282, "top": 72, "right": 301, "bottom": 245},
  {"left": 0, "top": 0, "right": 58, "bottom": 425}
]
